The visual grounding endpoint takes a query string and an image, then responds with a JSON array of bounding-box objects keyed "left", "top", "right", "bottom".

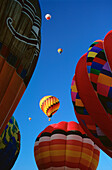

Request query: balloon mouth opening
[{"left": 48, "top": 114, "right": 52, "bottom": 121}]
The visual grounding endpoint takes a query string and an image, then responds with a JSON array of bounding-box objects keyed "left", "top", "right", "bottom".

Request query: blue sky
[{"left": 12, "top": 0, "right": 112, "bottom": 169}]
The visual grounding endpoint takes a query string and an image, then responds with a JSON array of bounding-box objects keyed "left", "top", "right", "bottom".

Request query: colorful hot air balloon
[
  {"left": 58, "top": 48, "right": 63, "bottom": 54},
  {"left": 29, "top": 117, "right": 32, "bottom": 121},
  {"left": 71, "top": 35, "right": 112, "bottom": 158},
  {"left": 34, "top": 121, "right": 100, "bottom": 170},
  {"left": 45, "top": 14, "right": 51, "bottom": 20},
  {"left": 71, "top": 72, "right": 112, "bottom": 158},
  {"left": 0, "top": 0, "right": 41, "bottom": 134},
  {"left": 39, "top": 96, "right": 60, "bottom": 121},
  {"left": 0, "top": 116, "right": 20, "bottom": 169}
]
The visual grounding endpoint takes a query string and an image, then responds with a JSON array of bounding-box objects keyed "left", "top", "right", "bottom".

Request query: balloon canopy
[
  {"left": 45, "top": 14, "right": 51, "bottom": 20},
  {"left": 34, "top": 121, "right": 100, "bottom": 170},
  {"left": 39, "top": 95, "right": 60, "bottom": 121},
  {"left": 29, "top": 117, "right": 32, "bottom": 121},
  {"left": 0, "top": 0, "right": 41, "bottom": 134},
  {"left": 58, "top": 48, "right": 63, "bottom": 54},
  {"left": 0, "top": 116, "right": 20, "bottom": 169},
  {"left": 71, "top": 31, "right": 112, "bottom": 158}
]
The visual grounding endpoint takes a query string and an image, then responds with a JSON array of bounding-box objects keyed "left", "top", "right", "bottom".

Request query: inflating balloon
[
  {"left": 45, "top": 14, "right": 51, "bottom": 20},
  {"left": 34, "top": 121, "right": 100, "bottom": 170},
  {"left": 71, "top": 33, "right": 112, "bottom": 158},
  {"left": 0, "top": 116, "right": 20, "bottom": 169},
  {"left": 58, "top": 48, "right": 63, "bottom": 54},
  {"left": 0, "top": 0, "right": 41, "bottom": 134},
  {"left": 39, "top": 96, "right": 60, "bottom": 121}
]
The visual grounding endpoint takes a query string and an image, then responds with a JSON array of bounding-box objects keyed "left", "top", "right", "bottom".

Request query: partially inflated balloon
[
  {"left": 0, "top": 0, "right": 41, "bottom": 134},
  {"left": 34, "top": 121, "right": 100, "bottom": 170},
  {"left": 0, "top": 116, "right": 20, "bottom": 169},
  {"left": 39, "top": 96, "right": 60, "bottom": 121},
  {"left": 71, "top": 37, "right": 112, "bottom": 158}
]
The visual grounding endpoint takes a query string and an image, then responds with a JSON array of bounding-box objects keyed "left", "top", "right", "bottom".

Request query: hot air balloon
[
  {"left": 29, "top": 117, "right": 32, "bottom": 121},
  {"left": 104, "top": 30, "right": 112, "bottom": 71},
  {"left": 0, "top": 0, "right": 41, "bottom": 134},
  {"left": 39, "top": 96, "right": 60, "bottom": 121},
  {"left": 0, "top": 116, "right": 20, "bottom": 169},
  {"left": 71, "top": 72, "right": 112, "bottom": 158},
  {"left": 58, "top": 48, "right": 63, "bottom": 54},
  {"left": 71, "top": 36, "right": 112, "bottom": 158},
  {"left": 34, "top": 121, "right": 100, "bottom": 170},
  {"left": 45, "top": 14, "right": 51, "bottom": 20}
]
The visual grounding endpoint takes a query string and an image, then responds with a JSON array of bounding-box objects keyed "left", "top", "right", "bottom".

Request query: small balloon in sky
[
  {"left": 58, "top": 48, "right": 63, "bottom": 54},
  {"left": 29, "top": 117, "right": 32, "bottom": 121},
  {"left": 39, "top": 95, "right": 60, "bottom": 121},
  {"left": 45, "top": 14, "right": 51, "bottom": 20}
]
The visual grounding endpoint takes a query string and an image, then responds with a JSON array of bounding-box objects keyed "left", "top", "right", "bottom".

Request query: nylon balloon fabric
[
  {"left": 0, "top": 116, "right": 20, "bottom": 169},
  {"left": 0, "top": 0, "right": 41, "bottom": 134},
  {"left": 34, "top": 121, "right": 100, "bottom": 170},
  {"left": 71, "top": 73, "right": 112, "bottom": 157},
  {"left": 71, "top": 32, "right": 112, "bottom": 158},
  {"left": 39, "top": 96, "right": 60, "bottom": 119}
]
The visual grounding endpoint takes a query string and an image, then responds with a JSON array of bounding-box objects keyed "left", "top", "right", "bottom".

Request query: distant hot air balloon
[
  {"left": 34, "top": 121, "right": 100, "bottom": 170},
  {"left": 0, "top": 116, "right": 20, "bottom": 169},
  {"left": 39, "top": 96, "right": 60, "bottom": 121},
  {"left": 0, "top": 0, "right": 41, "bottom": 135},
  {"left": 45, "top": 14, "right": 51, "bottom": 20},
  {"left": 29, "top": 117, "right": 32, "bottom": 121},
  {"left": 58, "top": 48, "right": 63, "bottom": 54},
  {"left": 71, "top": 36, "right": 112, "bottom": 158}
]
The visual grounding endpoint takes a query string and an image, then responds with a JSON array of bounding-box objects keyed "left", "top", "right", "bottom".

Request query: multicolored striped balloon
[
  {"left": 34, "top": 121, "right": 100, "bottom": 170},
  {"left": 71, "top": 73, "right": 112, "bottom": 158},
  {"left": 86, "top": 40, "right": 112, "bottom": 120},
  {"left": 39, "top": 96, "right": 60, "bottom": 121},
  {"left": 71, "top": 32, "right": 112, "bottom": 158},
  {"left": 0, "top": 116, "right": 20, "bottom": 169}
]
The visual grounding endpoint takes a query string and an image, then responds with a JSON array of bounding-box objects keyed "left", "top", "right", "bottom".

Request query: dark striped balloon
[
  {"left": 0, "top": 0, "right": 41, "bottom": 135},
  {"left": 34, "top": 121, "right": 100, "bottom": 170}
]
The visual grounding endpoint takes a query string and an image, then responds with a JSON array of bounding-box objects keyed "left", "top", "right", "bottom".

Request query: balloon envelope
[
  {"left": 34, "top": 121, "right": 100, "bottom": 170},
  {"left": 0, "top": 0, "right": 41, "bottom": 134},
  {"left": 45, "top": 14, "right": 51, "bottom": 20},
  {"left": 29, "top": 117, "right": 32, "bottom": 121},
  {"left": 0, "top": 116, "right": 20, "bottom": 169},
  {"left": 71, "top": 37, "right": 112, "bottom": 158},
  {"left": 39, "top": 95, "right": 60, "bottom": 120},
  {"left": 58, "top": 48, "right": 63, "bottom": 54}
]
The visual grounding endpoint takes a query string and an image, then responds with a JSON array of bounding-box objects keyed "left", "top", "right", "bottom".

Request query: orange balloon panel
[
  {"left": 34, "top": 121, "right": 100, "bottom": 170},
  {"left": 0, "top": 0, "right": 41, "bottom": 134},
  {"left": 39, "top": 96, "right": 60, "bottom": 118}
]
